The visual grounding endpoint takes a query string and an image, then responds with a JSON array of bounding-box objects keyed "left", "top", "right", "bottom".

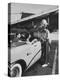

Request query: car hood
[{"left": 9, "top": 41, "right": 26, "bottom": 48}]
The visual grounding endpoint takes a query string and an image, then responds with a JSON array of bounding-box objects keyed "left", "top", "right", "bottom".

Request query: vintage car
[
  {"left": 8, "top": 33, "right": 44, "bottom": 77},
  {"left": 8, "top": 7, "right": 58, "bottom": 77}
]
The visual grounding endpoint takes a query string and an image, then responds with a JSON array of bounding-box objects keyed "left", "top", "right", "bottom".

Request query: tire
[{"left": 10, "top": 64, "right": 22, "bottom": 77}]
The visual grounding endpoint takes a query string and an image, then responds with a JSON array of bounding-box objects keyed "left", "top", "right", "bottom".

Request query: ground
[{"left": 22, "top": 40, "right": 58, "bottom": 76}]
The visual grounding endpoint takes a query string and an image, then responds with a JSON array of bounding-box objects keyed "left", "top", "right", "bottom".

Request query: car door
[{"left": 26, "top": 40, "right": 42, "bottom": 69}]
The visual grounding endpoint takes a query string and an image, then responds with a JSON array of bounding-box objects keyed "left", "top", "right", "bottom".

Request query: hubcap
[{"left": 11, "top": 67, "right": 19, "bottom": 77}]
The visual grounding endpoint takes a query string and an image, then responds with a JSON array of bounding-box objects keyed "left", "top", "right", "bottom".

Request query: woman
[{"left": 33, "top": 19, "right": 51, "bottom": 67}]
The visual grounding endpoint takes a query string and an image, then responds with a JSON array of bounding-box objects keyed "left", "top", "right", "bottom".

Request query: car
[
  {"left": 8, "top": 7, "right": 58, "bottom": 77},
  {"left": 8, "top": 33, "right": 43, "bottom": 77}
]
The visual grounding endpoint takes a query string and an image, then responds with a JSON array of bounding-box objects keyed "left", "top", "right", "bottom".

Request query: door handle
[{"left": 27, "top": 53, "right": 32, "bottom": 56}]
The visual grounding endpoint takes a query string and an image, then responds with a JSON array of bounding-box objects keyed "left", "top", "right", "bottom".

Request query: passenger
[{"left": 13, "top": 33, "right": 21, "bottom": 42}]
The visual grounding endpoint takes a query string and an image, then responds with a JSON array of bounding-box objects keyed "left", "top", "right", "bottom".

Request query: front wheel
[{"left": 10, "top": 63, "right": 22, "bottom": 77}]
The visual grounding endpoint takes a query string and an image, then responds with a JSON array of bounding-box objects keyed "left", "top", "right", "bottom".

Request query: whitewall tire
[{"left": 10, "top": 63, "right": 22, "bottom": 77}]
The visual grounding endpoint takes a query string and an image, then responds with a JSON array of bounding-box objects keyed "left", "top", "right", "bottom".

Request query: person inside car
[{"left": 12, "top": 33, "right": 21, "bottom": 42}]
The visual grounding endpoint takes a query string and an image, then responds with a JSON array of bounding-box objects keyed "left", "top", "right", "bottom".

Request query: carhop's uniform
[{"left": 32, "top": 19, "right": 50, "bottom": 65}]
